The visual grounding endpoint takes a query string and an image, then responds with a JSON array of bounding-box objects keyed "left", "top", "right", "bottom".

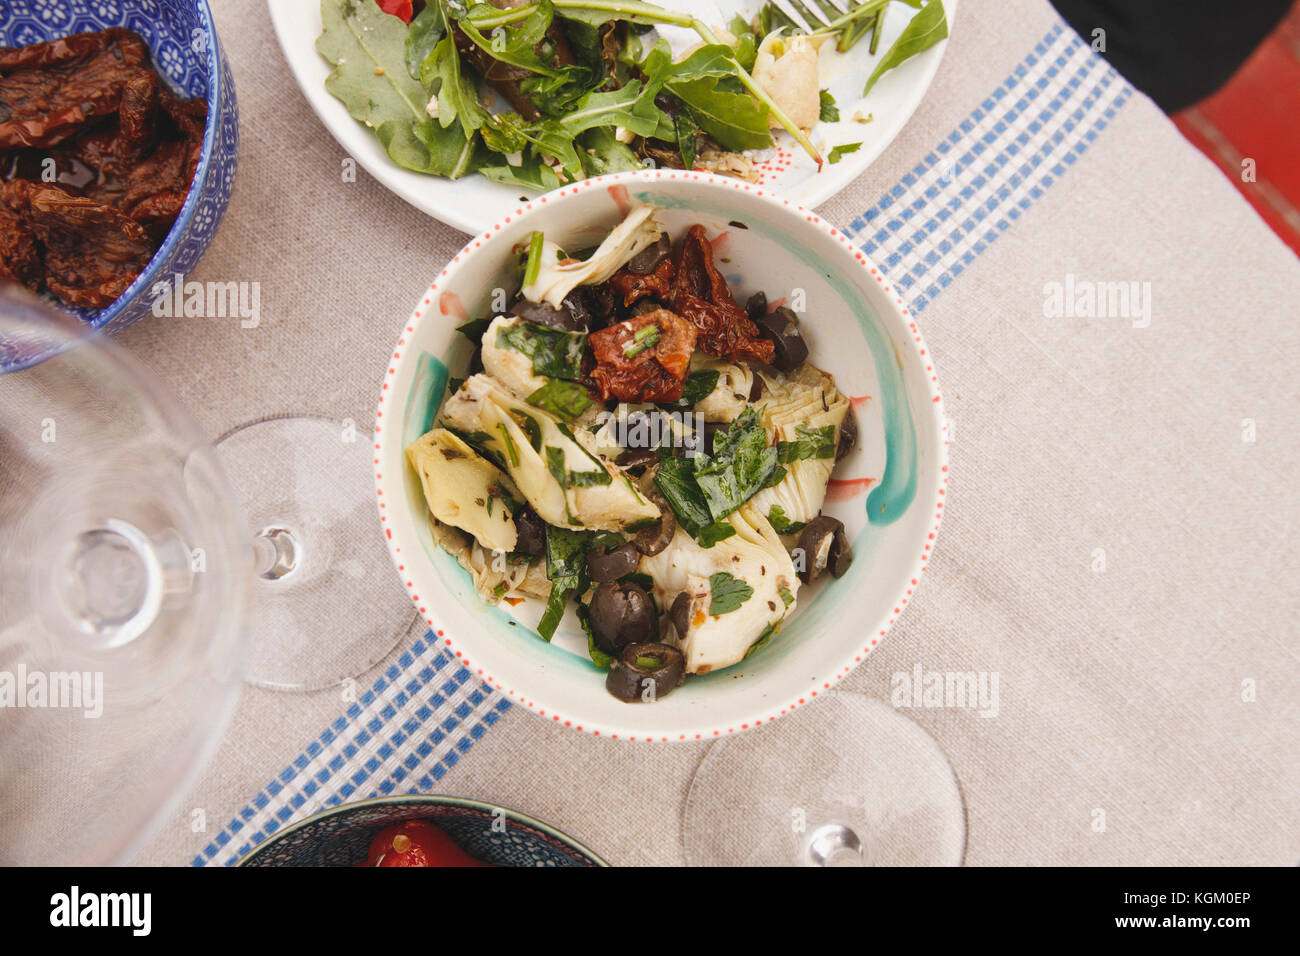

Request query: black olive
[
  {"left": 586, "top": 541, "right": 641, "bottom": 584},
  {"left": 625, "top": 234, "right": 671, "bottom": 274},
  {"left": 587, "top": 581, "right": 657, "bottom": 655},
  {"left": 700, "top": 420, "right": 726, "bottom": 456},
  {"left": 749, "top": 375, "right": 764, "bottom": 402},
  {"left": 836, "top": 406, "right": 858, "bottom": 463},
  {"left": 508, "top": 294, "right": 588, "bottom": 332},
  {"left": 669, "top": 590, "right": 692, "bottom": 637},
  {"left": 629, "top": 298, "right": 666, "bottom": 316},
  {"left": 605, "top": 642, "right": 685, "bottom": 702},
  {"left": 632, "top": 490, "right": 675, "bottom": 556},
  {"left": 755, "top": 306, "right": 810, "bottom": 373},
  {"left": 584, "top": 282, "right": 618, "bottom": 326},
  {"left": 745, "top": 291, "right": 767, "bottom": 321},
  {"left": 512, "top": 505, "right": 546, "bottom": 558},
  {"left": 793, "top": 515, "right": 852, "bottom": 584},
  {"left": 615, "top": 446, "right": 659, "bottom": 472}
]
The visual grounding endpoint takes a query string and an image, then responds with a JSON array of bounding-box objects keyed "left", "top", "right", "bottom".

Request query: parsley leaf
[
  {"left": 526, "top": 380, "right": 593, "bottom": 420},
  {"left": 768, "top": 505, "right": 807, "bottom": 536},
  {"left": 496, "top": 320, "right": 587, "bottom": 380},
  {"left": 708, "top": 571, "right": 753, "bottom": 616},
  {"left": 777, "top": 423, "right": 837, "bottom": 463},
  {"left": 827, "top": 142, "right": 863, "bottom": 165},
  {"left": 819, "top": 89, "right": 839, "bottom": 122}
]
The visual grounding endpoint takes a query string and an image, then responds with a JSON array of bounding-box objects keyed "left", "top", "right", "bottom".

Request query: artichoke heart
[
  {"left": 482, "top": 315, "right": 549, "bottom": 399},
  {"left": 442, "top": 374, "right": 660, "bottom": 532},
  {"left": 521, "top": 204, "right": 663, "bottom": 309},
  {"left": 406, "top": 428, "right": 519, "bottom": 554},
  {"left": 640, "top": 503, "right": 798, "bottom": 675},
  {"left": 690, "top": 353, "right": 756, "bottom": 422},
  {"left": 748, "top": 365, "right": 849, "bottom": 527}
]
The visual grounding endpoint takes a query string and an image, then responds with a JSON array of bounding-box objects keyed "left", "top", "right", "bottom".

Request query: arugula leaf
[
  {"left": 708, "top": 571, "right": 753, "bottom": 615},
  {"left": 318, "top": 0, "right": 435, "bottom": 171},
  {"left": 768, "top": 504, "right": 807, "bottom": 536},
  {"left": 863, "top": 0, "right": 948, "bottom": 96},
  {"left": 553, "top": 79, "right": 665, "bottom": 139},
  {"left": 406, "top": 2, "right": 447, "bottom": 80},
  {"left": 458, "top": 0, "right": 561, "bottom": 77},
  {"left": 526, "top": 380, "right": 594, "bottom": 419},
  {"left": 727, "top": 14, "right": 758, "bottom": 71},
  {"left": 496, "top": 321, "right": 587, "bottom": 379},
  {"left": 479, "top": 151, "right": 564, "bottom": 190},
  {"left": 421, "top": 35, "right": 490, "bottom": 137},
  {"left": 777, "top": 423, "right": 837, "bottom": 462},
  {"left": 666, "top": 76, "right": 773, "bottom": 152},
  {"left": 675, "top": 110, "right": 699, "bottom": 170},
  {"left": 819, "top": 89, "right": 840, "bottom": 122},
  {"left": 410, "top": 118, "right": 489, "bottom": 178},
  {"left": 577, "top": 126, "right": 643, "bottom": 177},
  {"left": 827, "top": 142, "right": 863, "bottom": 165}
]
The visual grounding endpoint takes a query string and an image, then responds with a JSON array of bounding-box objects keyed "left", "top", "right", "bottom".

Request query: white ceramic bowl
[{"left": 374, "top": 170, "right": 946, "bottom": 741}]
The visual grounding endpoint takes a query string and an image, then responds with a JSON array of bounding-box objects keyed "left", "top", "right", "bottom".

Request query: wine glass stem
[{"left": 252, "top": 527, "right": 298, "bottom": 581}]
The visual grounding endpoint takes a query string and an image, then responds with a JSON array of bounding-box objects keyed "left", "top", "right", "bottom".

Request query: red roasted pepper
[{"left": 375, "top": 0, "right": 414, "bottom": 23}]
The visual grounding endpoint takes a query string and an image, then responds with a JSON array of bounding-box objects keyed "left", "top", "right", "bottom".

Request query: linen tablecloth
[{"left": 126, "top": 0, "right": 1299, "bottom": 866}]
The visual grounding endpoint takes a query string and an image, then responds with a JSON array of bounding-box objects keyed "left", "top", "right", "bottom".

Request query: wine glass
[
  {"left": 682, "top": 690, "right": 967, "bottom": 866},
  {"left": 0, "top": 288, "right": 407, "bottom": 862}
]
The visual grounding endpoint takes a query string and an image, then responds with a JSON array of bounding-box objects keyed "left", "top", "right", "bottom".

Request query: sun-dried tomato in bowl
[
  {"left": 588, "top": 308, "right": 698, "bottom": 403},
  {"left": 0, "top": 28, "right": 208, "bottom": 310}
]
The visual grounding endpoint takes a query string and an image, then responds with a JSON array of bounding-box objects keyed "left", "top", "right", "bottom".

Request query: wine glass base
[
  {"left": 216, "top": 416, "right": 411, "bottom": 691},
  {"left": 683, "top": 691, "right": 967, "bottom": 866}
]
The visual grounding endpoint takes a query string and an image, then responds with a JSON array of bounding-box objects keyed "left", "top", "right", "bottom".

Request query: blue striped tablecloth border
[{"left": 193, "top": 20, "right": 1133, "bottom": 867}]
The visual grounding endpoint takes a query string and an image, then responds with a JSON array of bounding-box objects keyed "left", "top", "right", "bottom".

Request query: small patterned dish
[
  {"left": 0, "top": 0, "right": 239, "bottom": 371},
  {"left": 237, "top": 795, "right": 607, "bottom": 867}
]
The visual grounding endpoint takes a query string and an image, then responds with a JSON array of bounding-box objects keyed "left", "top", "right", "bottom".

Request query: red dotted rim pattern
[{"left": 373, "top": 169, "right": 948, "bottom": 743}]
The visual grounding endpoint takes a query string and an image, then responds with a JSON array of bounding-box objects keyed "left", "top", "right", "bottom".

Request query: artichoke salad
[
  {"left": 319, "top": 0, "right": 948, "bottom": 188},
  {"left": 406, "top": 204, "right": 858, "bottom": 703}
]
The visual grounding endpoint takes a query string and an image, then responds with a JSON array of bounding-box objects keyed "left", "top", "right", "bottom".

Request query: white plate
[
  {"left": 374, "top": 170, "right": 948, "bottom": 741},
  {"left": 270, "top": 0, "right": 956, "bottom": 233}
]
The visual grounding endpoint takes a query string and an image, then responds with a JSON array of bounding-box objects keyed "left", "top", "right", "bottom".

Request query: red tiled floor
[{"left": 1173, "top": 2, "right": 1300, "bottom": 256}]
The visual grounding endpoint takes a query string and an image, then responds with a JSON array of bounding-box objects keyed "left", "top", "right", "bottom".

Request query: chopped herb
[
  {"left": 537, "top": 585, "right": 571, "bottom": 642},
  {"left": 827, "top": 142, "right": 863, "bottom": 165},
  {"left": 497, "top": 423, "right": 521, "bottom": 467},
  {"left": 567, "top": 467, "right": 612, "bottom": 487},
  {"left": 622, "top": 322, "right": 661, "bottom": 358},
  {"left": 576, "top": 602, "right": 613, "bottom": 668},
  {"left": 634, "top": 654, "right": 663, "bottom": 669},
  {"left": 510, "top": 410, "right": 543, "bottom": 451},
  {"left": 779, "top": 586, "right": 795, "bottom": 607},
  {"left": 456, "top": 317, "right": 492, "bottom": 340},
  {"left": 743, "top": 620, "right": 780, "bottom": 659},
  {"left": 777, "top": 423, "right": 837, "bottom": 463},
  {"left": 708, "top": 571, "right": 753, "bottom": 616},
  {"left": 663, "top": 369, "right": 720, "bottom": 408},
  {"left": 522, "top": 230, "right": 545, "bottom": 288},
  {"left": 819, "top": 89, "right": 839, "bottom": 122},
  {"left": 768, "top": 505, "right": 807, "bottom": 536},
  {"left": 526, "top": 380, "right": 593, "bottom": 420},
  {"left": 497, "top": 320, "right": 587, "bottom": 380},
  {"left": 692, "top": 407, "right": 781, "bottom": 520}
]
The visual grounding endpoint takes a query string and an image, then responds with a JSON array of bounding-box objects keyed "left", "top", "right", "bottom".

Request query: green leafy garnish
[
  {"left": 522, "top": 231, "right": 546, "bottom": 288},
  {"left": 708, "top": 571, "right": 753, "bottom": 616},
  {"left": 497, "top": 423, "right": 521, "bottom": 467},
  {"left": 777, "top": 423, "right": 837, "bottom": 463},
  {"left": 743, "top": 620, "right": 780, "bottom": 659},
  {"left": 497, "top": 320, "right": 587, "bottom": 380},
  {"left": 653, "top": 455, "right": 735, "bottom": 546},
  {"left": 819, "top": 89, "right": 839, "bottom": 122},
  {"left": 526, "top": 380, "right": 593, "bottom": 420},
  {"left": 664, "top": 369, "right": 720, "bottom": 408},
  {"left": 827, "top": 142, "right": 863, "bottom": 165},
  {"left": 768, "top": 505, "right": 807, "bottom": 536},
  {"left": 862, "top": 0, "right": 949, "bottom": 96},
  {"left": 576, "top": 602, "right": 613, "bottom": 667},
  {"left": 456, "top": 317, "right": 492, "bottom": 341},
  {"left": 622, "top": 322, "right": 661, "bottom": 358},
  {"left": 692, "top": 408, "right": 781, "bottom": 520},
  {"left": 779, "top": 586, "right": 795, "bottom": 607}
]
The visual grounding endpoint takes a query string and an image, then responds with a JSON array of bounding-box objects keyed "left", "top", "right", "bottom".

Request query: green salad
[{"left": 317, "top": 0, "right": 947, "bottom": 188}]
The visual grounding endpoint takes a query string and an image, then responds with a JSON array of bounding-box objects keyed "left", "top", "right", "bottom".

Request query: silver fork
[{"left": 766, "top": 0, "right": 854, "bottom": 34}]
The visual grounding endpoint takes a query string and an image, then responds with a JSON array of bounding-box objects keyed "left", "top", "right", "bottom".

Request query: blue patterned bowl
[
  {"left": 0, "top": 0, "right": 238, "bottom": 371},
  {"left": 236, "top": 795, "right": 607, "bottom": 867}
]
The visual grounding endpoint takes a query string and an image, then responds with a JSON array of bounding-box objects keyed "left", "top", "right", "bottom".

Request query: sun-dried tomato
[
  {"left": 0, "top": 29, "right": 150, "bottom": 150},
  {"left": 0, "top": 29, "right": 208, "bottom": 310},
  {"left": 5, "top": 180, "right": 154, "bottom": 309},
  {"left": 588, "top": 309, "right": 698, "bottom": 404},
  {"left": 610, "top": 256, "right": 674, "bottom": 307},
  {"left": 668, "top": 226, "right": 774, "bottom": 365}
]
